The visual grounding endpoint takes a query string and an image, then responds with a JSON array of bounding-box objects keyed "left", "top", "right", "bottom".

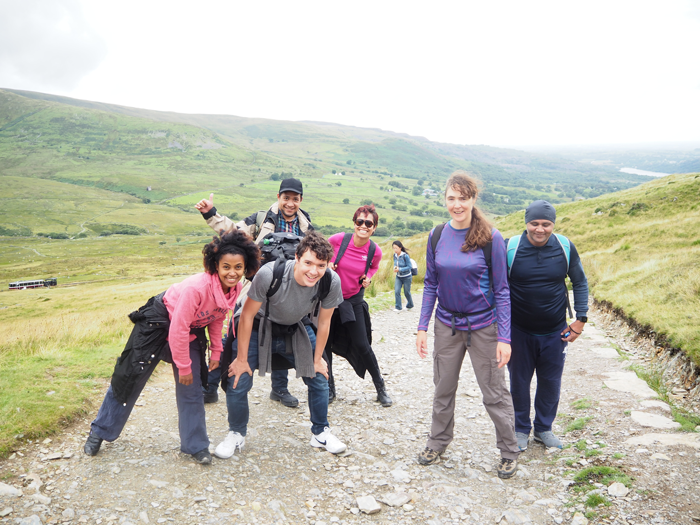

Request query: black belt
[{"left": 440, "top": 304, "right": 496, "bottom": 346}]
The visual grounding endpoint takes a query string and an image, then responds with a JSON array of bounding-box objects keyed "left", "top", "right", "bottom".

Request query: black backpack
[{"left": 259, "top": 231, "right": 304, "bottom": 266}]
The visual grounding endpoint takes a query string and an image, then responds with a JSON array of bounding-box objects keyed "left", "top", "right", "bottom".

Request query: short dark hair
[
  {"left": 353, "top": 204, "right": 379, "bottom": 227},
  {"left": 202, "top": 230, "right": 260, "bottom": 278},
  {"left": 295, "top": 231, "right": 334, "bottom": 262}
]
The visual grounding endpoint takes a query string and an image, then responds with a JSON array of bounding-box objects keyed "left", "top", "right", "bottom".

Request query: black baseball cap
[{"left": 279, "top": 178, "right": 303, "bottom": 195}]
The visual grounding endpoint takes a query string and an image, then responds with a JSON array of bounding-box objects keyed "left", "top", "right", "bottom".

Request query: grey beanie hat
[{"left": 525, "top": 200, "right": 556, "bottom": 223}]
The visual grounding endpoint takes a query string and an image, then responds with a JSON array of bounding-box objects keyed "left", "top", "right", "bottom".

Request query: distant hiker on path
[
  {"left": 84, "top": 231, "right": 260, "bottom": 464},
  {"left": 416, "top": 170, "right": 519, "bottom": 479},
  {"left": 214, "top": 232, "right": 347, "bottom": 458},
  {"left": 506, "top": 200, "right": 589, "bottom": 451},
  {"left": 325, "top": 205, "right": 393, "bottom": 407},
  {"left": 195, "top": 178, "right": 313, "bottom": 408},
  {"left": 392, "top": 240, "right": 414, "bottom": 312}
]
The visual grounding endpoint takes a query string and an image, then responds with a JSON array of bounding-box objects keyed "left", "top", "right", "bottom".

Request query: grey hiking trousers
[{"left": 427, "top": 320, "right": 519, "bottom": 460}]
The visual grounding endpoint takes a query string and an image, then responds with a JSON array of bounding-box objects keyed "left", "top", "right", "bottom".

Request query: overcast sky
[{"left": 2, "top": 0, "right": 700, "bottom": 148}]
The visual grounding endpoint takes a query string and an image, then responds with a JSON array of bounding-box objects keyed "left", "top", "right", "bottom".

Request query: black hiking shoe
[
  {"left": 374, "top": 379, "right": 393, "bottom": 407},
  {"left": 269, "top": 389, "right": 299, "bottom": 408},
  {"left": 417, "top": 447, "right": 441, "bottom": 465},
  {"left": 203, "top": 391, "right": 219, "bottom": 404},
  {"left": 497, "top": 458, "right": 518, "bottom": 479},
  {"left": 83, "top": 433, "right": 103, "bottom": 456},
  {"left": 192, "top": 448, "right": 212, "bottom": 465}
]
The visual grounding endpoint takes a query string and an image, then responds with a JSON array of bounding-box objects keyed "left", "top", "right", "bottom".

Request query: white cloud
[{"left": 0, "top": 0, "right": 107, "bottom": 91}]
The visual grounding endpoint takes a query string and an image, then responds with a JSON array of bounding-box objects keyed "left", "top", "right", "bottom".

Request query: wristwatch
[{"left": 576, "top": 316, "right": 588, "bottom": 323}]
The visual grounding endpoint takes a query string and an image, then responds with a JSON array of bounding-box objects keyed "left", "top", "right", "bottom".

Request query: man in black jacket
[
  {"left": 195, "top": 179, "right": 313, "bottom": 408},
  {"left": 507, "top": 200, "right": 589, "bottom": 451}
]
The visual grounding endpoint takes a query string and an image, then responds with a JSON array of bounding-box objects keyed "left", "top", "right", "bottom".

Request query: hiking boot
[
  {"left": 417, "top": 447, "right": 441, "bottom": 465},
  {"left": 192, "top": 448, "right": 212, "bottom": 465},
  {"left": 214, "top": 431, "right": 245, "bottom": 458},
  {"left": 310, "top": 427, "right": 346, "bottom": 454},
  {"left": 203, "top": 391, "right": 219, "bottom": 404},
  {"left": 515, "top": 431, "right": 530, "bottom": 451},
  {"left": 83, "top": 433, "right": 103, "bottom": 456},
  {"left": 497, "top": 457, "right": 518, "bottom": 479},
  {"left": 328, "top": 379, "right": 336, "bottom": 404},
  {"left": 533, "top": 430, "right": 563, "bottom": 449},
  {"left": 269, "top": 389, "right": 299, "bottom": 408},
  {"left": 374, "top": 379, "right": 393, "bottom": 407}
]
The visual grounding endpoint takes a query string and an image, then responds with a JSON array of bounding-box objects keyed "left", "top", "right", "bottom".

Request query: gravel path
[{"left": 2, "top": 295, "right": 700, "bottom": 525}]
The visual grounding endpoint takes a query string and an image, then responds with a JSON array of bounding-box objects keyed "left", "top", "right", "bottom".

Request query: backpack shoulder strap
[
  {"left": 482, "top": 240, "right": 493, "bottom": 294},
  {"left": 430, "top": 222, "right": 447, "bottom": 256},
  {"left": 254, "top": 210, "right": 268, "bottom": 238},
  {"left": 506, "top": 234, "right": 522, "bottom": 277},
  {"left": 260, "top": 258, "right": 287, "bottom": 346},
  {"left": 365, "top": 240, "right": 377, "bottom": 276},
  {"left": 334, "top": 232, "right": 353, "bottom": 268},
  {"left": 266, "top": 258, "right": 287, "bottom": 299},
  {"left": 553, "top": 234, "right": 571, "bottom": 273},
  {"left": 311, "top": 271, "right": 333, "bottom": 317}
]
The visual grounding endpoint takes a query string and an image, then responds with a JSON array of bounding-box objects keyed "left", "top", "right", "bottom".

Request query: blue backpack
[
  {"left": 506, "top": 232, "right": 572, "bottom": 317},
  {"left": 506, "top": 233, "right": 570, "bottom": 277}
]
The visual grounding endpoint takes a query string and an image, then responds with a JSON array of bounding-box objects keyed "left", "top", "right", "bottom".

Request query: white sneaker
[
  {"left": 310, "top": 427, "right": 346, "bottom": 454},
  {"left": 392, "top": 308, "right": 402, "bottom": 312},
  {"left": 214, "top": 431, "right": 245, "bottom": 458}
]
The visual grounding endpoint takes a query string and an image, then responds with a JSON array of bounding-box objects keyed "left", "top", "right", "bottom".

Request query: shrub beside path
[{"left": 1, "top": 294, "right": 699, "bottom": 525}]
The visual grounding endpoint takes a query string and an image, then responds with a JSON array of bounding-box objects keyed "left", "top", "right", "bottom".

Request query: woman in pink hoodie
[{"left": 84, "top": 230, "right": 260, "bottom": 464}]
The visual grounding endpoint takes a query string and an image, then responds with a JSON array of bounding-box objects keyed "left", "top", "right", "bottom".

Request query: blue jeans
[
  {"left": 394, "top": 275, "right": 414, "bottom": 310},
  {"left": 508, "top": 324, "right": 568, "bottom": 434},
  {"left": 225, "top": 325, "right": 329, "bottom": 436}
]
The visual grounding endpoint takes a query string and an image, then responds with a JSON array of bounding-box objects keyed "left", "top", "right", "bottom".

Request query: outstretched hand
[{"left": 195, "top": 193, "right": 214, "bottom": 214}]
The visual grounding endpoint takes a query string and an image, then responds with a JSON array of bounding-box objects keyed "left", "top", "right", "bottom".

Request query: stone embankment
[{"left": 2, "top": 295, "right": 699, "bottom": 525}]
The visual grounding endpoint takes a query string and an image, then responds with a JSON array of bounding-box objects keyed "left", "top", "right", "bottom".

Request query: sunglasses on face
[{"left": 355, "top": 219, "right": 375, "bottom": 228}]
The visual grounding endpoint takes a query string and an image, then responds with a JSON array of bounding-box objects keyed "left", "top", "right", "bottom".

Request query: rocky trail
[{"left": 2, "top": 294, "right": 700, "bottom": 525}]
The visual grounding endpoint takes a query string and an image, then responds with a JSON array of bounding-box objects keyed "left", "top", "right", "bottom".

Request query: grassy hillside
[{"left": 3, "top": 88, "right": 651, "bottom": 218}]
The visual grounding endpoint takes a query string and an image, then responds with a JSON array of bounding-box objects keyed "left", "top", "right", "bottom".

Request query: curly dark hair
[
  {"left": 295, "top": 230, "right": 334, "bottom": 262},
  {"left": 202, "top": 229, "right": 260, "bottom": 278},
  {"left": 352, "top": 204, "right": 379, "bottom": 230}
]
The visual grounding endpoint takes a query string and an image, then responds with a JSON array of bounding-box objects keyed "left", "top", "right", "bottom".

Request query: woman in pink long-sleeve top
[
  {"left": 326, "top": 204, "right": 392, "bottom": 407},
  {"left": 84, "top": 231, "right": 260, "bottom": 464}
]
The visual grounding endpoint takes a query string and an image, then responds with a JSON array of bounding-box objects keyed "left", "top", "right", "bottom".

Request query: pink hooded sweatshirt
[{"left": 163, "top": 272, "right": 241, "bottom": 376}]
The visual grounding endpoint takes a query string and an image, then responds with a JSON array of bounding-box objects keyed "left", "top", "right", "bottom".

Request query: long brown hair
[{"left": 445, "top": 170, "right": 492, "bottom": 252}]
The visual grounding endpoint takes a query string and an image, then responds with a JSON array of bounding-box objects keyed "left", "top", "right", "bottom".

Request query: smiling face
[
  {"left": 216, "top": 253, "right": 246, "bottom": 293},
  {"left": 392, "top": 244, "right": 401, "bottom": 255},
  {"left": 353, "top": 212, "right": 376, "bottom": 243},
  {"left": 445, "top": 186, "right": 475, "bottom": 229},
  {"left": 293, "top": 248, "right": 328, "bottom": 287},
  {"left": 277, "top": 191, "right": 303, "bottom": 220},
  {"left": 526, "top": 219, "right": 555, "bottom": 247}
]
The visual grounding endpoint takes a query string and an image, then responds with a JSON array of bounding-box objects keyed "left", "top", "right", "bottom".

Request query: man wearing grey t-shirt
[{"left": 214, "top": 232, "right": 347, "bottom": 458}]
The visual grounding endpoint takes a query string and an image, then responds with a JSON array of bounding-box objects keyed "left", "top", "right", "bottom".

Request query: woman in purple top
[
  {"left": 326, "top": 204, "right": 392, "bottom": 407},
  {"left": 416, "top": 171, "right": 520, "bottom": 479}
]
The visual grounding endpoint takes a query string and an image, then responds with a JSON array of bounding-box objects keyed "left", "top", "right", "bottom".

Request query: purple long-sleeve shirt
[{"left": 418, "top": 223, "right": 511, "bottom": 343}]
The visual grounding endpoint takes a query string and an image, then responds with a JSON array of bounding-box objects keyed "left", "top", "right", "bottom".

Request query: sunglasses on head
[{"left": 355, "top": 219, "right": 375, "bottom": 228}]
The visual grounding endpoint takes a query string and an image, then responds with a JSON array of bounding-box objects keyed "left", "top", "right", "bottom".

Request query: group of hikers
[{"left": 84, "top": 169, "right": 589, "bottom": 480}]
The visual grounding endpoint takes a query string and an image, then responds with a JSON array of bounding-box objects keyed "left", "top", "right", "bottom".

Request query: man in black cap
[
  {"left": 506, "top": 200, "right": 589, "bottom": 451},
  {"left": 195, "top": 178, "right": 313, "bottom": 408}
]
